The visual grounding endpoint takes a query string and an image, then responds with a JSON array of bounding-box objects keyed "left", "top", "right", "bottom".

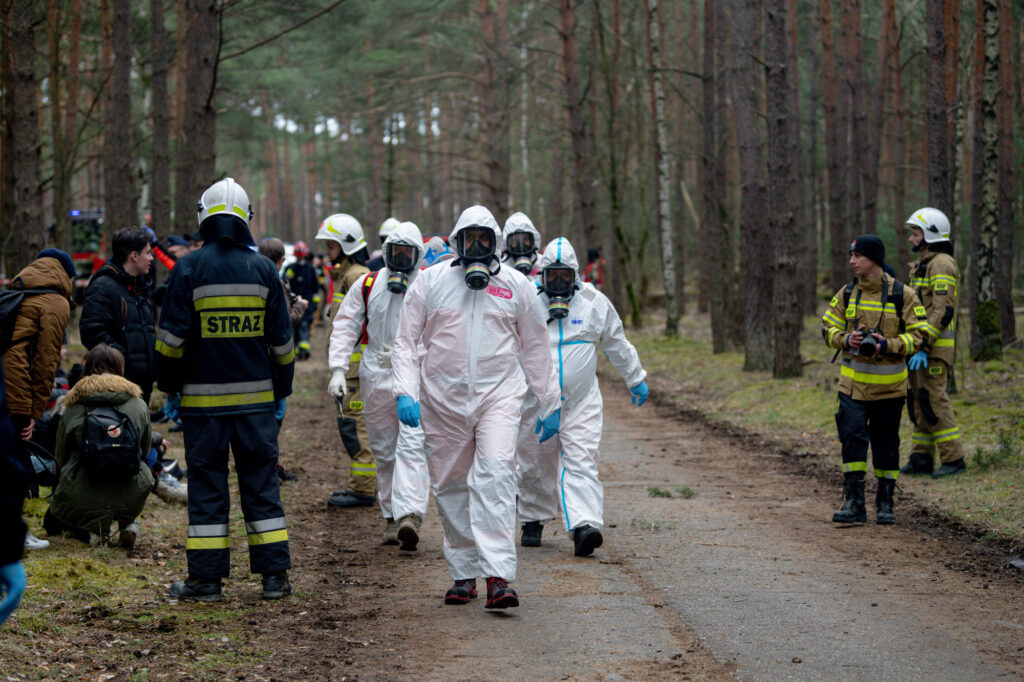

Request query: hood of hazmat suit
[{"left": 502, "top": 212, "right": 542, "bottom": 275}]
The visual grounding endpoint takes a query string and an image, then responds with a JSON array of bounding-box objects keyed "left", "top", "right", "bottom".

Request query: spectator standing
[
  {"left": 0, "top": 361, "right": 27, "bottom": 624},
  {"left": 79, "top": 227, "right": 157, "bottom": 404}
]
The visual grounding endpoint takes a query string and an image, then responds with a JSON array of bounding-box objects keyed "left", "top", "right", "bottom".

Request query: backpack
[
  {"left": 0, "top": 287, "right": 61, "bottom": 354},
  {"left": 80, "top": 405, "right": 141, "bottom": 484}
]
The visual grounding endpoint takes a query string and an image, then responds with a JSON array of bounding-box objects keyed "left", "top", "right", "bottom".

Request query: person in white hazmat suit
[
  {"left": 501, "top": 211, "right": 543, "bottom": 276},
  {"left": 517, "top": 237, "right": 648, "bottom": 557},
  {"left": 392, "top": 205, "right": 562, "bottom": 610},
  {"left": 327, "top": 221, "right": 431, "bottom": 550}
]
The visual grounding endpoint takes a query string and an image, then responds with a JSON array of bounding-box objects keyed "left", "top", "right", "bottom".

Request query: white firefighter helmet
[
  {"left": 197, "top": 177, "right": 252, "bottom": 227},
  {"left": 379, "top": 217, "right": 400, "bottom": 240},
  {"left": 905, "top": 207, "right": 951, "bottom": 244},
  {"left": 316, "top": 213, "right": 367, "bottom": 255}
]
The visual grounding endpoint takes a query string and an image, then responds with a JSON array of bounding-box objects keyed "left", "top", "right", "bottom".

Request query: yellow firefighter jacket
[
  {"left": 821, "top": 272, "right": 928, "bottom": 401},
  {"left": 328, "top": 258, "right": 370, "bottom": 379},
  {"left": 907, "top": 250, "right": 959, "bottom": 365}
]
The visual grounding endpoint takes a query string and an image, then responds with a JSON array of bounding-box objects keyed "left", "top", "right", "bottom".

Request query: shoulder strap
[
  {"left": 842, "top": 280, "right": 856, "bottom": 330},
  {"left": 891, "top": 279, "right": 905, "bottom": 331},
  {"left": 362, "top": 271, "right": 378, "bottom": 315}
]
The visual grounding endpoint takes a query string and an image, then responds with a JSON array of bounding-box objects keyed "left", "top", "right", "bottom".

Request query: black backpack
[
  {"left": 0, "top": 287, "right": 61, "bottom": 354},
  {"left": 80, "top": 405, "right": 141, "bottom": 484}
]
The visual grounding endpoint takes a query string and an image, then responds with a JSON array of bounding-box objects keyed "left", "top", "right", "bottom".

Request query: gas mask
[
  {"left": 504, "top": 232, "right": 537, "bottom": 275},
  {"left": 454, "top": 226, "right": 500, "bottom": 290},
  {"left": 541, "top": 263, "right": 577, "bottom": 320},
  {"left": 384, "top": 241, "right": 418, "bottom": 294}
]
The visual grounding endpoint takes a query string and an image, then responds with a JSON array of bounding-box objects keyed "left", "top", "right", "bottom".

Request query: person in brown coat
[{"left": 2, "top": 249, "right": 74, "bottom": 498}]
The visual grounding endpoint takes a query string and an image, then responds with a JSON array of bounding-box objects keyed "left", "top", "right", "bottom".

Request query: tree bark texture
[
  {"left": 478, "top": 0, "right": 510, "bottom": 220},
  {"left": 703, "top": 0, "right": 728, "bottom": 352},
  {"left": 765, "top": 0, "right": 802, "bottom": 378},
  {"left": 883, "top": 0, "right": 909, "bottom": 270},
  {"left": 151, "top": 0, "right": 171, "bottom": 238},
  {"left": 926, "top": 0, "right": 952, "bottom": 215},
  {"left": 103, "top": 0, "right": 137, "bottom": 233},
  {"left": 821, "top": 0, "right": 846, "bottom": 292},
  {"left": 729, "top": 0, "right": 771, "bottom": 372},
  {"left": 645, "top": 0, "right": 678, "bottom": 336},
  {"left": 839, "top": 0, "right": 863, "bottom": 236},
  {"left": 995, "top": 0, "right": 1016, "bottom": 345}
]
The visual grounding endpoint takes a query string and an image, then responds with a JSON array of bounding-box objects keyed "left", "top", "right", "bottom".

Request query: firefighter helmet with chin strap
[
  {"left": 197, "top": 177, "right": 253, "bottom": 227},
  {"left": 906, "top": 207, "right": 951, "bottom": 244},
  {"left": 316, "top": 213, "right": 367, "bottom": 256}
]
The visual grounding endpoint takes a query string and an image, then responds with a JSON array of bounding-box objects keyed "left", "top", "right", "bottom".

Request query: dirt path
[{"left": 271, "top": 356, "right": 1023, "bottom": 680}]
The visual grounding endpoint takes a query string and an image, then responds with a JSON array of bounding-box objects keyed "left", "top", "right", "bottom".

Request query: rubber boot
[
  {"left": 899, "top": 452, "right": 933, "bottom": 475},
  {"left": 831, "top": 473, "right": 867, "bottom": 523},
  {"left": 875, "top": 478, "right": 896, "bottom": 525}
]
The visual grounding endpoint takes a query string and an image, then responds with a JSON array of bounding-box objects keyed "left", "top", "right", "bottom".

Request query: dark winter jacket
[
  {"left": 79, "top": 260, "right": 157, "bottom": 401},
  {"left": 0, "top": 362, "right": 25, "bottom": 566},
  {"left": 285, "top": 259, "right": 319, "bottom": 323},
  {"left": 47, "top": 373, "right": 153, "bottom": 537},
  {"left": 2, "top": 257, "right": 73, "bottom": 418},
  {"left": 155, "top": 216, "right": 294, "bottom": 417}
]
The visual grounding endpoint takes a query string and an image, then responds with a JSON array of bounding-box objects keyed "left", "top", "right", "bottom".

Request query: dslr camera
[{"left": 857, "top": 328, "right": 881, "bottom": 357}]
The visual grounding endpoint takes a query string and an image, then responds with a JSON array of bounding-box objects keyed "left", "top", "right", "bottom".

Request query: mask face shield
[
  {"left": 457, "top": 227, "right": 496, "bottom": 262},
  {"left": 506, "top": 232, "right": 535, "bottom": 258},
  {"left": 542, "top": 264, "right": 576, "bottom": 319},
  {"left": 385, "top": 242, "right": 418, "bottom": 273}
]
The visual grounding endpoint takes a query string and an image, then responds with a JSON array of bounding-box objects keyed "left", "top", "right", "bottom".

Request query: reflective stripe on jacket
[{"left": 907, "top": 251, "right": 959, "bottom": 365}]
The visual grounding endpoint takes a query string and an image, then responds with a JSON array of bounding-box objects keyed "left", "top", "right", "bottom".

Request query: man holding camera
[{"left": 821, "top": 235, "right": 928, "bottom": 525}]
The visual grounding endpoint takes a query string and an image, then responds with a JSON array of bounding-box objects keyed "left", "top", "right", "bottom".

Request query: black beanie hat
[
  {"left": 849, "top": 234, "right": 885, "bottom": 266},
  {"left": 36, "top": 248, "right": 77, "bottom": 280}
]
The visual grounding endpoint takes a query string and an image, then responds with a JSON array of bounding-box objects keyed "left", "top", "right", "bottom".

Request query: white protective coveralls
[
  {"left": 328, "top": 222, "right": 431, "bottom": 522},
  {"left": 392, "top": 205, "right": 561, "bottom": 582},
  {"left": 516, "top": 237, "right": 646, "bottom": 531}
]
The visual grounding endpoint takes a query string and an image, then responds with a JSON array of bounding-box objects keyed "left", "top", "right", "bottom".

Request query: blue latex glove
[
  {"left": 274, "top": 398, "right": 287, "bottom": 421},
  {"left": 0, "top": 561, "right": 27, "bottom": 625},
  {"left": 163, "top": 394, "right": 181, "bottom": 424},
  {"left": 397, "top": 396, "right": 420, "bottom": 428},
  {"left": 534, "top": 407, "right": 561, "bottom": 443},
  {"left": 630, "top": 380, "right": 649, "bottom": 407},
  {"left": 907, "top": 350, "right": 928, "bottom": 370}
]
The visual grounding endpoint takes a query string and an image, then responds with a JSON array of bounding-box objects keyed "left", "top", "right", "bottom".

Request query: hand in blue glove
[
  {"left": 0, "top": 561, "right": 27, "bottom": 625},
  {"left": 163, "top": 394, "right": 181, "bottom": 424},
  {"left": 630, "top": 380, "right": 649, "bottom": 407},
  {"left": 397, "top": 395, "right": 420, "bottom": 428},
  {"left": 274, "top": 398, "right": 287, "bottom": 421},
  {"left": 907, "top": 350, "right": 928, "bottom": 371},
  {"left": 534, "top": 407, "right": 561, "bottom": 443}
]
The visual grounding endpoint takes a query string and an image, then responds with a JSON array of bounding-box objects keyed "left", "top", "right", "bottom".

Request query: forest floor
[{"left": 3, "top": 316, "right": 1023, "bottom": 680}]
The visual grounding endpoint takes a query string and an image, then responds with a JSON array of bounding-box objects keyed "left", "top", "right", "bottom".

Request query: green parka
[{"left": 47, "top": 373, "right": 153, "bottom": 537}]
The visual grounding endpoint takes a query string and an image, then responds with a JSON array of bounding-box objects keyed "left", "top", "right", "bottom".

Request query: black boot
[
  {"left": 899, "top": 452, "right": 933, "bottom": 475},
  {"left": 932, "top": 458, "right": 966, "bottom": 479},
  {"left": 521, "top": 521, "right": 543, "bottom": 547},
  {"left": 832, "top": 473, "right": 867, "bottom": 523},
  {"left": 169, "top": 577, "right": 223, "bottom": 602},
  {"left": 875, "top": 478, "right": 896, "bottom": 525},
  {"left": 572, "top": 525, "right": 603, "bottom": 557},
  {"left": 261, "top": 571, "right": 292, "bottom": 599}
]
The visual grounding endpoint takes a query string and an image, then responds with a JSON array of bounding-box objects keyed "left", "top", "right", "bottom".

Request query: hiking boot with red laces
[
  {"left": 484, "top": 577, "right": 518, "bottom": 609},
  {"left": 444, "top": 579, "right": 478, "bottom": 605}
]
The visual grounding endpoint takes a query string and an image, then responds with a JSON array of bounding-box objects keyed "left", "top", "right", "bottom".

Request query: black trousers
[
  {"left": 181, "top": 412, "right": 291, "bottom": 579},
  {"left": 835, "top": 393, "right": 904, "bottom": 478}
]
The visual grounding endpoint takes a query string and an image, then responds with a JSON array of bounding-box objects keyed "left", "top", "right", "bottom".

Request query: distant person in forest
[
  {"left": 820, "top": 235, "right": 928, "bottom": 526},
  {"left": 582, "top": 247, "right": 605, "bottom": 290},
  {"left": 900, "top": 208, "right": 965, "bottom": 478}
]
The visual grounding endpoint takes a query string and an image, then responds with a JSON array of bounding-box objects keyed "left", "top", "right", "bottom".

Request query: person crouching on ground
[
  {"left": 392, "top": 205, "right": 562, "bottom": 609},
  {"left": 43, "top": 344, "right": 153, "bottom": 548}
]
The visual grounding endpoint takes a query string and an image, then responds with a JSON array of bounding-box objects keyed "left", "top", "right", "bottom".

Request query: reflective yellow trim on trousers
[
  {"left": 843, "top": 461, "right": 867, "bottom": 473},
  {"left": 180, "top": 390, "right": 274, "bottom": 408},
  {"left": 912, "top": 432, "right": 935, "bottom": 444},
  {"left": 933, "top": 338, "right": 955, "bottom": 348},
  {"left": 187, "top": 536, "right": 230, "bottom": 550},
  {"left": 247, "top": 529, "right": 288, "bottom": 546},
  {"left": 840, "top": 365, "right": 907, "bottom": 385},
  {"left": 875, "top": 469, "right": 900, "bottom": 480},
  {"left": 156, "top": 339, "right": 184, "bottom": 358},
  {"left": 934, "top": 427, "right": 960, "bottom": 443},
  {"left": 350, "top": 462, "right": 376, "bottom": 476},
  {"left": 350, "top": 343, "right": 367, "bottom": 363},
  {"left": 194, "top": 295, "right": 266, "bottom": 310}
]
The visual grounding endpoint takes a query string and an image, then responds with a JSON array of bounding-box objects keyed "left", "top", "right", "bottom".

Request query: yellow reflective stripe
[
  {"left": 909, "top": 278, "right": 928, "bottom": 287},
  {"left": 350, "top": 463, "right": 376, "bottom": 476},
  {"left": 186, "top": 536, "right": 230, "bottom": 550},
  {"left": 854, "top": 302, "right": 897, "bottom": 313},
  {"left": 273, "top": 348, "right": 295, "bottom": 364},
  {"left": 195, "top": 295, "right": 266, "bottom": 310},
  {"left": 912, "top": 432, "right": 935, "bottom": 444},
  {"left": 350, "top": 352, "right": 362, "bottom": 362},
  {"left": 843, "top": 461, "right": 867, "bottom": 473},
  {"left": 934, "top": 427, "right": 960, "bottom": 443},
  {"left": 247, "top": 529, "right": 288, "bottom": 546},
  {"left": 899, "top": 334, "right": 914, "bottom": 354},
  {"left": 156, "top": 339, "right": 184, "bottom": 358},
  {"left": 827, "top": 328, "right": 843, "bottom": 345},
  {"left": 180, "top": 390, "right": 274, "bottom": 408},
  {"left": 232, "top": 205, "right": 248, "bottom": 219},
  {"left": 933, "top": 339, "right": 955, "bottom": 348},
  {"left": 875, "top": 469, "right": 900, "bottom": 480},
  {"left": 823, "top": 311, "right": 845, "bottom": 327},
  {"left": 841, "top": 365, "right": 907, "bottom": 385},
  {"left": 206, "top": 203, "right": 226, "bottom": 215}
]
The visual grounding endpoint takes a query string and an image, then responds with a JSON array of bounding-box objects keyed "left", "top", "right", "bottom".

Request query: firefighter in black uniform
[{"left": 157, "top": 178, "right": 296, "bottom": 602}]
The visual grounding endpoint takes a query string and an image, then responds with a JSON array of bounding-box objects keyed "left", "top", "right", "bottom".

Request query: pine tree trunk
[
  {"left": 47, "top": 0, "right": 71, "bottom": 253},
  {"left": 765, "top": 0, "right": 801, "bottom": 377},
  {"left": 926, "top": 0, "right": 952, "bottom": 215},
  {"left": 884, "top": 0, "right": 909, "bottom": 270},
  {"left": 840, "top": 0, "right": 863, "bottom": 236},
  {"left": 150, "top": 0, "right": 171, "bottom": 239},
  {"left": 703, "top": 0, "right": 728, "bottom": 352},
  {"left": 821, "top": 0, "right": 846, "bottom": 292},
  {"left": 995, "top": 0, "right": 1016, "bottom": 345},
  {"left": 729, "top": 0, "right": 771, "bottom": 371},
  {"left": 9, "top": 0, "right": 45, "bottom": 269},
  {"left": 973, "top": 0, "right": 1001, "bottom": 360},
  {"left": 478, "top": 0, "right": 510, "bottom": 219}
]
